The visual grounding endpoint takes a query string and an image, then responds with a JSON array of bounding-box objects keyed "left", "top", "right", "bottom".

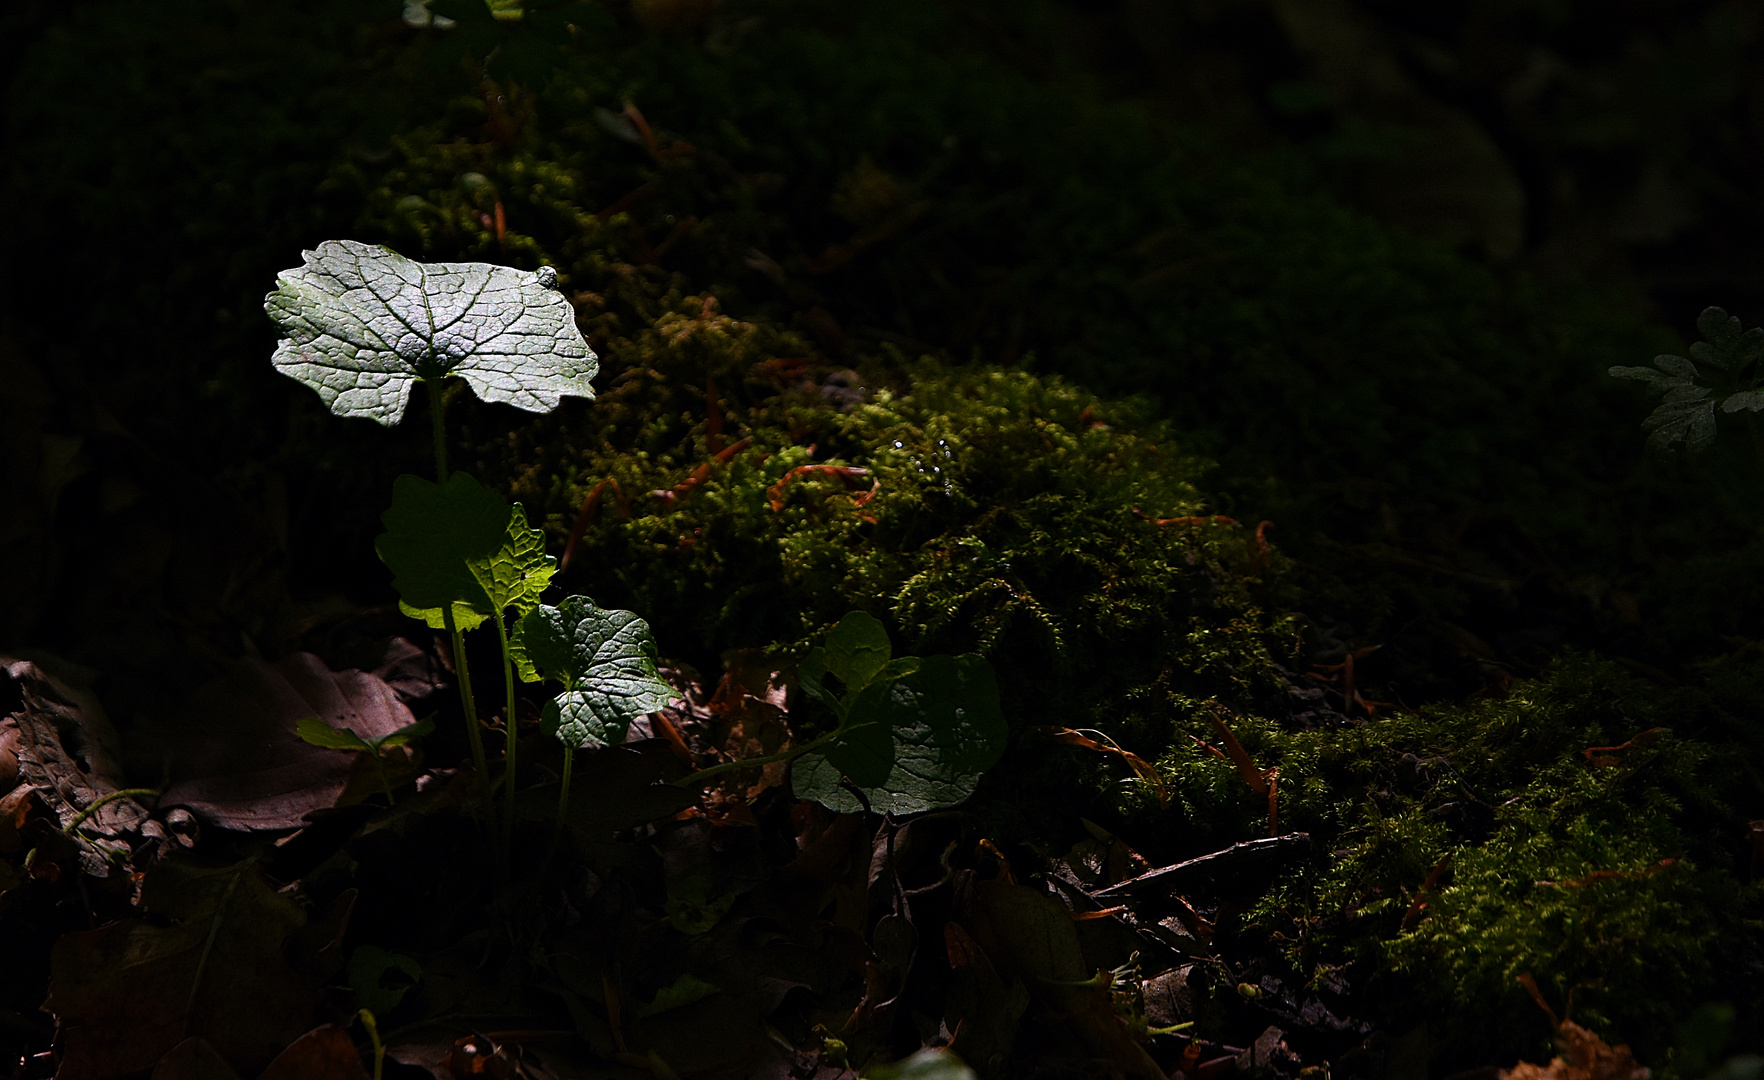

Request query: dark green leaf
[
  {"left": 1642, "top": 395, "right": 1718, "bottom": 454},
  {"left": 1611, "top": 307, "right": 1764, "bottom": 452},
  {"left": 347, "top": 945, "right": 423, "bottom": 1015},
  {"left": 820, "top": 611, "right": 893, "bottom": 693},
  {"left": 513, "top": 597, "right": 676, "bottom": 750},
  {"left": 819, "top": 687, "right": 896, "bottom": 789},
  {"left": 636, "top": 974, "right": 719, "bottom": 1019},
  {"left": 796, "top": 647, "right": 842, "bottom": 717},
  {"left": 794, "top": 654, "right": 1006, "bottom": 815},
  {"left": 265, "top": 240, "right": 594, "bottom": 426},
  {"left": 376, "top": 473, "right": 553, "bottom": 631},
  {"left": 376, "top": 472, "right": 510, "bottom": 632}
]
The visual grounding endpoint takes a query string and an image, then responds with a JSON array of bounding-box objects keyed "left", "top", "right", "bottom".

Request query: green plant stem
[
  {"left": 674, "top": 731, "right": 835, "bottom": 788},
  {"left": 494, "top": 611, "right": 520, "bottom": 856},
  {"left": 555, "top": 744, "right": 575, "bottom": 837},
  {"left": 371, "top": 757, "right": 397, "bottom": 807},
  {"left": 541, "top": 744, "right": 576, "bottom": 877},
  {"left": 426, "top": 376, "right": 449, "bottom": 481},
  {"left": 444, "top": 605, "right": 496, "bottom": 833},
  {"left": 64, "top": 788, "right": 159, "bottom": 834},
  {"left": 358, "top": 1009, "right": 386, "bottom": 1080}
]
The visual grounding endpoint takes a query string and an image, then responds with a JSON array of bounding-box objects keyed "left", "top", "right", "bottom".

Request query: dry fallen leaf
[
  {"left": 1501, "top": 1022, "right": 1651, "bottom": 1080},
  {"left": 143, "top": 652, "right": 419, "bottom": 831},
  {"left": 47, "top": 858, "right": 322, "bottom": 1080}
]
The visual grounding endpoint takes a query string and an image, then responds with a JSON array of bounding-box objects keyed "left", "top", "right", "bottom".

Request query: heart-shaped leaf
[
  {"left": 512, "top": 596, "right": 676, "bottom": 750},
  {"left": 265, "top": 239, "right": 596, "bottom": 426},
  {"left": 374, "top": 472, "right": 554, "bottom": 631},
  {"left": 793, "top": 654, "right": 1006, "bottom": 815},
  {"left": 798, "top": 611, "right": 894, "bottom": 717},
  {"left": 471, "top": 501, "right": 555, "bottom": 615}
]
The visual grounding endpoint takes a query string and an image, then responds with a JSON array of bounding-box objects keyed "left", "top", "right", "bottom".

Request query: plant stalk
[
  {"left": 426, "top": 376, "right": 449, "bottom": 481},
  {"left": 359, "top": 1009, "right": 386, "bottom": 1080},
  {"left": 555, "top": 744, "right": 575, "bottom": 837},
  {"left": 64, "top": 787, "right": 160, "bottom": 835},
  {"left": 444, "top": 604, "right": 496, "bottom": 833},
  {"left": 675, "top": 731, "right": 835, "bottom": 788},
  {"left": 541, "top": 743, "right": 576, "bottom": 877},
  {"left": 494, "top": 611, "right": 520, "bottom": 857}
]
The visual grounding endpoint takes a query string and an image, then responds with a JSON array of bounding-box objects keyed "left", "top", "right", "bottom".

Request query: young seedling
[
  {"left": 266, "top": 240, "right": 596, "bottom": 845},
  {"left": 295, "top": 717, "right": 436, "bottom": 805},
  {"left": 375, "top": 471, "right": 556, "bottom": 844},
  {"left": 685, "top": 612, "right": 1008, "bottom": 816},
  {"left": 510, "top": 596, "right": 677, "bottom": 840}
]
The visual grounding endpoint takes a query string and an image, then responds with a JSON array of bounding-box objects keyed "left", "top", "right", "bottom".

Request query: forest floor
[{"left": 3, "top": 1, "right": 1764, "bottom": 1078}]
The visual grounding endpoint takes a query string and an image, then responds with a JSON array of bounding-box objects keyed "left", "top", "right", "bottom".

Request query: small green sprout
[
  {"left": 266, "top": 239, "right": 595, "bottom": 854},
  {"left": 511, "top": 596, "right": 676, "bottom": 838},
  {"left": 375, "top": 472, "right": 556, "bottom": 845},
  {"left": 295, "top": 717, "right": 435, "bottom": 805}
]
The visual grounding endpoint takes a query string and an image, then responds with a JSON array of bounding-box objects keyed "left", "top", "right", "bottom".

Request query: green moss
[{"left": 1214, "top": 655, "right": 1764, "bottom": 1063}]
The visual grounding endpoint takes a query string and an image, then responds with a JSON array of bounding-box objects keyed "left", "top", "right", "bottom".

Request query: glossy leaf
[
  {"left": 265, "top": 239, "right": 595, "bottom": 426},
  {"left": 512, "top": 596, "right": 676, "bottom": 750}
]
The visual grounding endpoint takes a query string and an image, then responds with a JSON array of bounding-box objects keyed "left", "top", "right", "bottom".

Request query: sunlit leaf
[
  {"left": 266, "top": 239, "right": 595, "bottom": 426},
  {"left": 375, "top": 472, "right": 553, "bottom": 631}
]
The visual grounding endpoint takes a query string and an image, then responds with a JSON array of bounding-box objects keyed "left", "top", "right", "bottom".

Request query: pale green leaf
[
  {"left": 265, "top": 239, "right": 595, "bottom": 426},
  {"left": 864, "top": 1048, "right": 978, "bottom": 1080},
  {"left": 374, "top": 717, "right": 436, "bottom": 751},
  {"left": 295, "top": 716, "right": 371, "bottom": 753},
  {"left": 820, "top": 611, "right": 893, "bottom": 693},
  {"left": 469, "top": 502, "right": 555, "bottom": 618}
]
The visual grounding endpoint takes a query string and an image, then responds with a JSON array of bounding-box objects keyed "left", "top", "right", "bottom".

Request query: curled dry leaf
[
  {"left": 3, "top": 656, "right": 146, "bottom": 872},
  {"left": 144, "top": 653, "right": 419, "bottom": 831}
]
